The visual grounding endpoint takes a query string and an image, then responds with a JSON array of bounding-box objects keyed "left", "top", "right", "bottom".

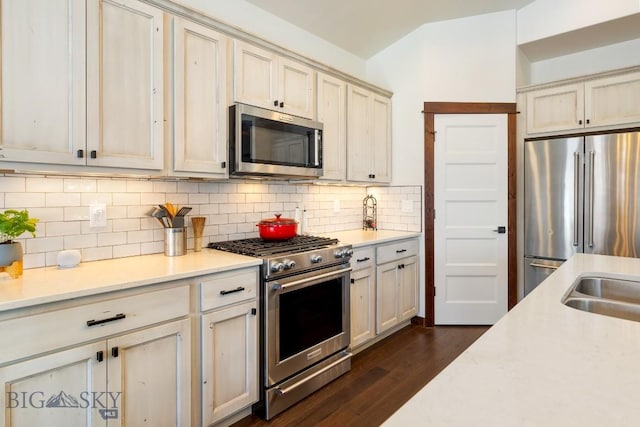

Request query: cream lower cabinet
[
  {"left": 0, "top": 285, "right": 191, "bottom": 427},
  {"left": 350, "top": 246, "right": 376, "bottom": 348},
  {"left": 376, "top": 239, "right": 419, "bottom": 334},
  {"left": 199, "top": 268, "right": 259, "bottom": 426}
]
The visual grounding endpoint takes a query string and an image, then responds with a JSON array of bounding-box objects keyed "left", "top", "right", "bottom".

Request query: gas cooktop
[{"left": 207, "top": 235, "right": 339, "bottom": 257}]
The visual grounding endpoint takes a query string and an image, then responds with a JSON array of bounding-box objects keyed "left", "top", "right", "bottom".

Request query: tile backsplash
[{"left": 0, "top": 175, "right": 422, "bottom": 269}]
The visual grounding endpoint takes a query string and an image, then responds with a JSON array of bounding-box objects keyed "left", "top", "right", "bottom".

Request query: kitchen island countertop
[{"left": 384, "top": 253, "right": 640, "bottom": 426}]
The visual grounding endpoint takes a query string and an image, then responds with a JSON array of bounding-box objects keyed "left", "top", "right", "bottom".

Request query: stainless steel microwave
[{"left": 229, "top": 103, "right": 323, "bottom": 179}]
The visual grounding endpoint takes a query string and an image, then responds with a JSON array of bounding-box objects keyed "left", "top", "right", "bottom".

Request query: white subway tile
[
  {"left": 218, "top": 183, "right": 237, "bottom": 194},
  {"left": 128, "top": 205, "right": 153, "bottom": 219},
  {"left": 97, "top": 179, "right": 127, "bottom": 193},
  {"left": 219, "top": 223, "right": 238, "bottom": 235},
  {"left": 141, "top": 241, "right": 163, "bottom": 255},
  {"left": 46, "top": 221, "right": 82, "bottom": 237},
  {"left": 26, "top": 237, "right": 64, "bottom": 253},
  {"left": 152, "top": 181, "right": 177, "bottom": 193},
  {"left": 126, "top": 180, "right": 153, "bottom": 193},
  {"left": 98, "top": 232, "right": 127, "bottom": 246},
  {"left": 5, "top": 192, "right": 45, "bottom": 208},
  {"left": 64, "top": 234, "right": 97, "bottom": 249},
  {"left": 64, "top": 178, "right": 97, "bottom": 193},
  {"left": 23, "top": 253, "right": 46, "bottom": 269},
  {"left": 64, "top": 206, "right": 89, "bottom": 221},
  {"left": 198, "top": 182, "right": 219, "bottom": 193},
  {"left": 219, "top": 204, "right": 237, "bottom": 214},
  {"left": 26, "top": 177, "right": 63, "bottom": 192},
  {"left": 113, "top": 244, "right": 141, "bottom": 258},
  {"left": 82, "top": 246, "right": 113, "bottom": 262},
  {"left": 209, "top": 214, "right": 229, "bottom": 225},
  {"left": 140, "top": 192, "right": 165, "bottom": 206},
  {"left": 210, "top": 194, "right": 228, "bottom": 204},
  {"left": 112, "top": 218, "right": 140, "bottom": 232},
  {"left": 27, "top": 207, "right": 64, "bottom": 222},
  {"left": 177, "top": 181, "right": 198, "bottom": 193},
  {"left": 128, "top": 230, "right": 154, "bottom": 244},
  {"left": 237, "top": 203, "right": 254, "bottom": 213},
  {"left": 113, "top": 193, "right": 140, "bottom": 206},
  {"left": 46, "top": 192, "right": 81, "bottom": 207},
  {"left": 199, "top": 204, "right": 219, "bottom": 215},
  {"left": 188, "top": 193, "right": 209, "bottom": 204},
  {"left": 0, "top": 176, "right": 25, "bottom": 192},
  {"left": 166, "top": 193, "right": 189, "bottom": 205},
  {"left": 107, "top": 206, "right": 128, "bottom": 219},
  {"left": 81, "top": 193, "right": 112, "bottom": 206}
]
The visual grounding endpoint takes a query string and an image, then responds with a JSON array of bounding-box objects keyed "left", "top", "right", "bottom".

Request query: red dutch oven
[{"left": 257, "top": 214, "right": 298, "bottom": 240}]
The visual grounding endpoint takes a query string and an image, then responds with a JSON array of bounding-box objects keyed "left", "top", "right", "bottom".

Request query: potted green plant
[{"left": 0, "top": 209, "right": 39, "bottom": 276}]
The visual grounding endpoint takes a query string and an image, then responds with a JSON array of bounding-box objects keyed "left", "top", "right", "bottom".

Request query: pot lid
[{"left": 258, "top": 213, "right": 297, "bottom": 225}]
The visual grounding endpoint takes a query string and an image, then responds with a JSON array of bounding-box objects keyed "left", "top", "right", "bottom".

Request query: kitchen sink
[{"left": 562, "top": 276, "right": 640, "bottom": 323}]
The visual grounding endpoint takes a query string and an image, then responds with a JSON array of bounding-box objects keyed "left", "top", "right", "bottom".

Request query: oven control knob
[
  {"left": 271, "top": 262, "right": 285, "bottom": 273},
  {"left": 345, "top": 248, "right": 354, "bottom": 257},
  {"left": 283, "top": 259, "right": 296, "bottom": 270},
  {"left": 334, "top": 249, "right": 345, "bottom": 258},
  {"left": 310, "top": 254, "right": 323, "bottom": 264}
]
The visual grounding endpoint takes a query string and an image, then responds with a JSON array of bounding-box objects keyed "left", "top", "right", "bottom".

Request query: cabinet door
[
  {"left": 371, "top": 94, "right": 392, "bottom": 183},
  {"left": 525, "top": 83, "right": 584, "bottom": 135},
  {"left": 86, "top": 0, "right": 164, "bottom": 170},
  {"left": 317, "top": 73, "right": 347, "bottom": 181},
  {"left": 172, "top": 17, "right": 228, "bottom": 176},
  {"left": 233, "top": 40, "right": 277, "bottom": 110},
  {"left": 202, "top": 300, "right": 258, "bottom": 426},
  {"left": 279, "top": 57, "right": 315, "bottom": 119},
  {"left": 0, "top": 0, "right": 86, "bottom": 166},
  {"left": 0, "top": 342, "right": 106, "bottom": 427},
  {"left": 107, "top": 319, "right": 191, "bottom": 427},
  {"left": 347, "top": 84, "right": 373, "bottom": 181},
  {"left": 350, "top": 266, "right": 375, "bottom": 348},
  {"left": 585, "top": 72, "right": 640, "bottom": 129},
  {"left": 376, "top": 261, "right": 399, "bottom": 334},
  {"left": 398, "top": 256, "right": 418, "bottom": 322}
]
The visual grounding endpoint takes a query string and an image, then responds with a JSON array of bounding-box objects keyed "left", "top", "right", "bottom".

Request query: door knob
[{"left": 493, "top": 226, "right": 506, "bottom": 234}]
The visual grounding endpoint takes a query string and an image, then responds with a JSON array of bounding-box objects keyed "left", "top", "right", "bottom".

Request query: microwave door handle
[{"left": 314, "top": 130, "right": 321, "bottom": 166}]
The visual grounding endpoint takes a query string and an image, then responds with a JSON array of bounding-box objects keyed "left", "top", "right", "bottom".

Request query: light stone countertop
[
  {"left": 0, "top": 250, "right": 261, "bottom": 312},
  {"left": 322, "top": 229, "right": 421, "bottom": 247},
  {"left": 384, "top": 253, "right": 640, "bottom": 427}
]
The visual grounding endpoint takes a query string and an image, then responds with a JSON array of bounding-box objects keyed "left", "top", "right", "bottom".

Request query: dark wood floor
[{"left": 232, "top": 324, "right": 489, "bottom": 427}]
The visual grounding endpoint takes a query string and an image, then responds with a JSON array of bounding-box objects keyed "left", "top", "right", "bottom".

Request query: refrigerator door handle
[
  {"left": 573, "top": 152, "right": 580, "bottom": 247},
  {"left": 529, "top": 262, "right": 560, "bottom": 270},
  {"left": 588, "top": 150, "right": 595, "bottom": 248}
]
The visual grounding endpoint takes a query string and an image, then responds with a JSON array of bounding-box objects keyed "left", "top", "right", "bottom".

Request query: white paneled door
[{"left": 434, "top": 114, "right": 508, "bottom": 324}]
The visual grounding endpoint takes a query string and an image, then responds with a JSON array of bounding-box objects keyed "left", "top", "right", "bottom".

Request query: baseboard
[{"left": 350, "top": 320, "right": 412, "bottom": 355}]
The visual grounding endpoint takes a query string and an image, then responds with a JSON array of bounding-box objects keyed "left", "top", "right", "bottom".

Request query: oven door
[{"left": 265, "top": 265, "right": 350, "bottom": 386}]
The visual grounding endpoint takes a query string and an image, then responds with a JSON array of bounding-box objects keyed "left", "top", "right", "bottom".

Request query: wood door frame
[{"left": 419, "top": 102, "right": 518, "bottom": 327}]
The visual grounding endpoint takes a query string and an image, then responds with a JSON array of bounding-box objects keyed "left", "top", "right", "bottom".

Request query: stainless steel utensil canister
[{"left": 164, "top": 227, "right": 186, "bottom": 256}]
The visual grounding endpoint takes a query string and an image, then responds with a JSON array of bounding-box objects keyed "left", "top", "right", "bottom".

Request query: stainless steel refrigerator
[{"left": 524, "top": 130, "right": 640, "bottom": 295}]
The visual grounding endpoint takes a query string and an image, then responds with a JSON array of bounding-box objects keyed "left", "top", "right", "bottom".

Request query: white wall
[
  {"left": 528, "top": 38, "right": 640, "bottom": 84},
  {"left": 178, "top": 0, "right": 366, "bottom": 78},
  {"left": 366, "top": 10, "right": 517, "bottom": 186},
  {"left": 517, "top": 0, "right": 640, "bottom": 44}
]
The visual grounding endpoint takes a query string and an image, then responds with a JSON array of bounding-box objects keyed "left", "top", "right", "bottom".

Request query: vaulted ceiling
[{"left": 244, "top": 0, "right": 535, "bottom": 58}]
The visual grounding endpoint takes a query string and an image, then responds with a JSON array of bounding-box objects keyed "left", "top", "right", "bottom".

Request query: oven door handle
[
  {"left": 272, "top": 267, "right": 352, "bottom": 291},
  {"left": 274, "top": 352, "right": 351, "bottom": 396}
]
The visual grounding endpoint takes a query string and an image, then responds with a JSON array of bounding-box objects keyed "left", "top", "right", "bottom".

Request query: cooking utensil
[
  {"left": 164, "top": 202, "right": 177, "bottom": 219},
  {"left": 152, "top": 208, "right": 170, "bottom": 228},
  {"left": 257, "top": 213, "right": 298, "bottom": 240},
  {"left": 175, "top": 206, "right": 192, "bottom": 217}
]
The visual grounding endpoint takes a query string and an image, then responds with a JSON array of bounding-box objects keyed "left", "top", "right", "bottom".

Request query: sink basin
[
  {"left": 573, "top": 277, "right": 640, "bottom": 305},
  {"left": 564, "top": 297, "right": 640, "bottom": 323},
  {"left": 562, "top": 276, "right": 640, "bottom": 323}
]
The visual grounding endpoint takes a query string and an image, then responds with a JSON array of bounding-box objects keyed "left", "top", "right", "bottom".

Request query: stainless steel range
[{"left": 208, "top": 235, "right": 353, "bottom": 419}]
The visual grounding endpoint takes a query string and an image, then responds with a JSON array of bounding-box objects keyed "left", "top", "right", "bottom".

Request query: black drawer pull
[
  {"left": 111, "top": 346, "right": 119, "bottom": 358},
  {"left": 86, "top": 313, "right": 126, "bottom": 327},
  {"left": 396, "top": 249, "right": 407, "bottom": 254},
  {"left": 96, "top": 351, "right": 104, "bottom": 362},
  {"left": 356, "top": 257, "right": 370, "bottom": 263},
  {"left": 220, "top": 286, "right": 245, "bottom": 296}
]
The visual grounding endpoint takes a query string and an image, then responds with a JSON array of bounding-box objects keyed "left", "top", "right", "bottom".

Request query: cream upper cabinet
[
  {"left": 233, "top": 40, "right": 315, "bottom": 119},
  {"left": 0, "top": 0, "right": 86, "bottom": 165},
  {"left": 86, "top": 0, "right": 164, "bottom": 170},
  {"left": 317, "top": 72, "right": 347, "bottom": 181},
  {"left": 169, "top": 17, "right": 228, "bottom": 178},
  {"left": 347, "top": 85, "right": 392, "bottom": 183},
  {"left": 585, "top": 71, "right": 640, "bottom": 129},
  {"left": 525, "top": 83, "right": 584, "bottom": 135},
  {"left": 525, "top": 71, "right": 640, "bottom": 136}
]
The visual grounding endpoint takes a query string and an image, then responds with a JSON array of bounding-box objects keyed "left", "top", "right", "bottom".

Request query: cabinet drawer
[
  {"left": 376, "top": 239, "right": 419, "bottom": 265},
  {"left": 351, "top": 247, "right": 375, "bottom": 271},
  {"left": 201, "top": 268, "right": 258, "bottom": 311},
  {"left": 0, "top": 285, "right": 189, "bottom": 365}
]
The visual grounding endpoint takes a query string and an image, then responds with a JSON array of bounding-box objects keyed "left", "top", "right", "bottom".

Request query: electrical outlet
[
  {"left": 89, "top": 203, "right": 107, "bottom": 228},
  {"left": 333, "top": 199, "right": 341, "bottom": 213},
  {"left": 401, "top": 200, "right": 414, "bottom": 213}
]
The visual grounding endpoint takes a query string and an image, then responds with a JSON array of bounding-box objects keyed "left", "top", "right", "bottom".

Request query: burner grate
[{"left": 207, "top": 235, "right": 339, "bottom": 257}]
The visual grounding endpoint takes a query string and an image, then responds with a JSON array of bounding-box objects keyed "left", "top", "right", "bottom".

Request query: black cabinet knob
[
  {"left": 279, "top": 102, "right": 284, "bottom": 108},
  {"left": 273, "top": 100, "right": 279, "bottom": 106},
  {"left": 90, "top": 150, "right": 97, "bottom": 159},
  {"left": 77, "top": 149, "right": 84, "bottom": 158}
]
